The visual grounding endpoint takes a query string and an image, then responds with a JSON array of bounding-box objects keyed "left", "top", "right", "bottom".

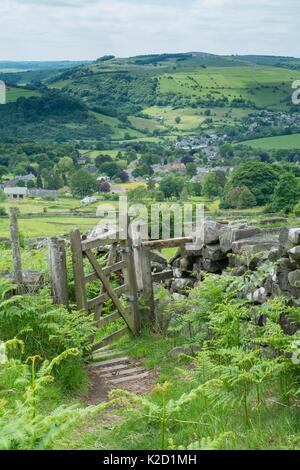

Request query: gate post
[
  {"left": 49, "top": 237, "right": 69, "bottom": 308},
  {"left": 140, "top": 244, "right": 155, "bottom": 320},
  {"left": 8, "top": 208, "right": 24, "bottom": 294},
  {"left": 121, "top": 217, "right": 141, "bottom": 335},
  {"left": 70, "top": 229, "right": 88, "bottom": 312}
]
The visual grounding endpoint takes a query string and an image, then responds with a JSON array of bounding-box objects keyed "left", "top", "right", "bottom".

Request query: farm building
[
  {"left": 4, "top": 187, "right": 28, "bottom": 199},
  {"left": 27, "top": 189, "right": 58, "bottom": 200}
]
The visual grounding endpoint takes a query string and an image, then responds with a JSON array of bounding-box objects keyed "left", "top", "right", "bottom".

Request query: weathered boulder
[
  {"left": 280, "top": 313, "right": 300, "bottom": 335},
  {"left": 150, "top": 250, "right": 168, "bottom": 269},
  {"left": 231, "top": 266, "right": 247, "bottom": 277},
  {"left": 173, "top": 268, "right": 182, "bottom": 279},
  {"left": 277, "top": 257, "right": 297, "bottom": 272},
  {"left": 232, "top": 239, "right": 277, "bottom": 256},
  {"left": 288, "top": 246, "right": 300, "bottom": 264},
  {"left": 202, "top": 259, "right": 227, "bottom": 273},
  {"left": 194, "top": 220, "right": 223, "bottom": 245},
  {"left": 151, "top": 262, "right": 165, "bottom": 273},
  {"left": 288, "top": 270, "right": 300, "bottom": 288},
  {"left": 251, "top": 287, "right": 268, "bottom": 304},
  {"left": 220, "top": 226, "right": 262, "bottom": 253},
  {"left": 202, "top": 244, "right": 227, "bottom": 262},
  {"left": 288, "top": 228, "right": 300, "bottom": 246},
  {"left": 169, "top": 248, "right": 182, "bottom": 266},
  {"left": 169, "top": 345, "right": 201, "bottom": 357},
  {"left": 264, "top": 275, "right": 282, "bottom": 297},
  {"left": 172, "top": 258, "right": 181, "bottom": 269},
  {"left": 278, "top": 271, "right": 291, "bottom": 292},
  {"left": 268, "top": 247, "right": 282, "bottom": 262},
  {"left": 202, "top": 220, "right": 223, "bottom": 244},
  {"left": 278, "top": 271, "right": 300, "bottom": 297},
  {"left": 171, "top": 278, "right": 196, "bottom": 294},
  {"left": 180, "top": 257, "right": 193, "bottom": 272},
  {"left": 279, "top": 227, "right": 293, "bottom": 252}
]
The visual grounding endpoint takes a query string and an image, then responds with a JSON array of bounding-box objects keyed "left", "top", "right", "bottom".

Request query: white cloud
[{"left": 0, "top": 0, "right": 299, "bottom": 60}]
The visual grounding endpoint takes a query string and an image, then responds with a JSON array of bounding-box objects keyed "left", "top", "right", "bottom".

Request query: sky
[{"left": 0, "top": 0, "right": 299, "bottom": 61}]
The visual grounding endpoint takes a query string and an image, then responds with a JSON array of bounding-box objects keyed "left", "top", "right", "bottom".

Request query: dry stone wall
[{"left": 150, "top": 220, "right": 300, "bottom": 316}]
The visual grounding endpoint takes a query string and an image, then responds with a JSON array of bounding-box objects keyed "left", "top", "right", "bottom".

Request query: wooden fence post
[
  {"left": 120, "top": 217, "right": 141, "bottom": 335},
  {"left": 49, "top": 237, "right": 69, "bottom": 308},
  {"left": 70, "top": 229, "right": 88, "bottom": 312},
  {"left": 131, "top": 220, "right": 147, "bottom": 292},
  {"left": 8, "top": 208, "right": 23, "bottom": 293},
  {"left": 140, "top": 244, "right": 155, "bottom": 321}
]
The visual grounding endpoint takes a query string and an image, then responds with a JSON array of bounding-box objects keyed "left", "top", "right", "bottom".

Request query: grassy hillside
[
  {"left": 156, "top": 66, "right": 299, "bottom": 110},
  {"left": 0, "top": 91, "right": 115, "bottom": 142},
  {"left": 239, "top": 133, "right": 300, "bottom": 150},
  {"left": 46, "top": 54, "right": 300, "bottom": 144},
  {"left": 50, "top": 56, "right": 300, "bottom": 113},
  {"left": 6, "top": 86, "right": 40, "bottom": 102},
  {"left": 1, "top": 53, "right": 300, "bottom": 144}
]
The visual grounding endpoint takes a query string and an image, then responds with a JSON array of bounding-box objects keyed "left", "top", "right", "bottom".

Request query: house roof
[{"left": 4, "top": 187, "right": 27, "bottom": 195}]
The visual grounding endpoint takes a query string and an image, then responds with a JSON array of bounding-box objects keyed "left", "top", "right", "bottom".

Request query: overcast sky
[{"left": 0, "top": 0, "right": 299, "bottom": 61}]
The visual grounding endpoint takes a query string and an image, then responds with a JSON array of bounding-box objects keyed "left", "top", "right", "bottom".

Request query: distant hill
[
  {"left": 0, "top": 61, "right": 93, "bottom": 86},
  {"left": 231, "top": 55, "right": 300, "bottom": 70},
  {"left": 48, "top": 52, "right": 300, "bottom": 119},
  {"left": 0, "top": 52, "right": 299, "bottom": 144},
  {"left": 0, "top": 60, "right": 91, "bottom": 72}
]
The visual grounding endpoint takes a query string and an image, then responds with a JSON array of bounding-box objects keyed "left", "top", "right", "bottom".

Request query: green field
[
  {"left": 143, "top": 106, "right": 204, "bottom": 131},
  {"left": 128, "top": 115, "right": 165, "bottom": 132},
  {"left": 158, "top": 66, "right": 300, "bottom": 110},
  {"left": 239, "top": 133, "right": 300, "bottom": 150},
  {"left": 82, "top": 149, "right": 121, "bottom": 160},
  {"left": 0, "top": 216, "right": 101, "bottom": 238},
  {"left": 0, "top": 197, "right": 83, "bottom": 215},
  {"left": 91, "top": 111, "right": 143, "bottom": 139},
  {"left": 6, "top": 86, "right": 40, "bottom": 102},
  {"left": 0, "top": 197, "right": 117, "bottom": 237}
]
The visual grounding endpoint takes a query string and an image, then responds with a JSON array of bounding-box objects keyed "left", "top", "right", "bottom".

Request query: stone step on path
[
  {"left": 88, "top": 347, "right": 150, "bottom": 390},
  {"left": 91, "top": 348, "right": 127, "bottom": 363}
]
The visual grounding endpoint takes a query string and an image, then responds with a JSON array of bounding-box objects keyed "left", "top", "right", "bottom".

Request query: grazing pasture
[
  {"left": 6, "top": 86, "right": 40, "bottom": 102},
  {"left": 158, "top": 66, "right": 300, "bottom": 109},
  {"left": 240, "top": 133, "right": 300, "bottom": 150}
]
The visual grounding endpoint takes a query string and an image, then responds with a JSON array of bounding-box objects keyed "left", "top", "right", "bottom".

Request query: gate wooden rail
[{"left": 70, "top": 226, "right": 141, "bottom": 350}]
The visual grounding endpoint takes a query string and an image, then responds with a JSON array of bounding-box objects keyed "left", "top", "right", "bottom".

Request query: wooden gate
[{"left": 70, "top": 226, "right": 141, "bottom": 350}]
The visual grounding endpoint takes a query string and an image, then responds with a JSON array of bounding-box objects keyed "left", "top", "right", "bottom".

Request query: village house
[
  {"left": 4, "top": 187, "right": 28, "bottom": 199},
  {"left": 4, "top": 173, "right": 36, "bottom": 188},
  {"left": 27, "top": 189, "right": 58, "bottom": 200},
  {"left": 152, "top": 162, "right": 186, "bottom": 175}
]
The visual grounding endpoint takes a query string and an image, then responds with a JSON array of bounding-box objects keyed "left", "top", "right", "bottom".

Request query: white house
[{"left": 4, "top": 187, "right": 28, "bottom": 200}]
